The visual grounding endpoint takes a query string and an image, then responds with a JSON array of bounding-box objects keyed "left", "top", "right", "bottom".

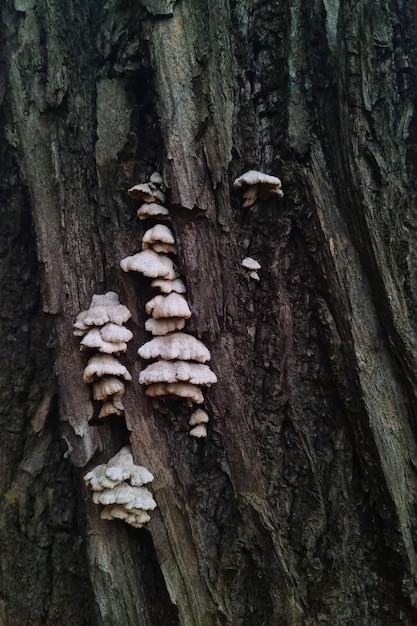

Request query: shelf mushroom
[
  {"left": 189, "top": 409, "right": 209, "bottom": 438},
  {"left": 84, "top": 446, "right": 157, "bottom": 529},
  {"left": 120, "top": 249, "right": 179, "bottom": 279},
  {"left": 74, "top": 291, "right": 133, "bottom": 420},
  {"left": 241, "top": 257, "right": 261, "bottom": 281},
  {"left": 233, "top": 170, "right": 284, "bottom": 208}
]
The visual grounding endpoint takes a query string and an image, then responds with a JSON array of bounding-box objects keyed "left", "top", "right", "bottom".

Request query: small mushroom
[
  {"left": 80, "top": 327, "right": 127, "bottom": 354},
  {"left": 142, "top": 224, "right": 175, "bottom": 247},
  {"left": 139, "top": 361, "right": 217, "bottom": 386},
  {"left": 144, "top": 317, "right": 186, "bottom": 336},
  {"left": 233, "top": 170, "right": 284, "bottom": 207},
  {"left": 100, "top": 323, "right": 133, "bottom": 344},
  {"left": 144, "top": 382, "right": 204, "bottom": 405},
  {"left": 120, "top": 249, "right": 179, "bottom": 279},
  {"left": 98, "top": 397, "right": 124, "bottom": 419},
  {"left": 149, "top": 171, "right": 163, "bottom": 188},
  {"left": 241, "top": 257, "right": 261, "bottom": 271},
  {"left": 92, "top": 377, "right": 125, "bottom": 401},
  {"left": 137, "top": 203, "right": 170, "bottom": 220},
  {"left": 83, "top": 354, "right": 132, "bottom": 383},
  {"left": 189, "top": 424, "right": 207, "bottom": 438},
  {"left": 128, "top": 183, "right": 166, "bottom": 205},
  {"left": 189, "top": 409, "right": 209, "bottom": 426},
  {"left": 138, "top": 333, "right": 211, "bottom": 363},
  {"left": 146, "top": 293, "right": 191, "bottom": 319}
]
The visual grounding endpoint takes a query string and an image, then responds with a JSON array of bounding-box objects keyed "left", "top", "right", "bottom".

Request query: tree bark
[{"left": 1, "top": 0, "right": 417, "bottom": 625}]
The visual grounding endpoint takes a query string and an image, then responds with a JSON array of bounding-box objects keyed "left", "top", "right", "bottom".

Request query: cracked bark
[{"left": 1, "top": 1, "right": 417, "bottom": 625}]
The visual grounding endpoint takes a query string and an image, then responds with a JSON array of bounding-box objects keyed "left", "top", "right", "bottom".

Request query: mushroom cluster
[
  {"left": 73, "top": 291, "right": 133, "bottom": 419},
  {"left": 241, "top": 257, "right": 261, "bottom": 281},
  {"left": 84, "top": 446, "right": 156, "bottom": 528},
  {"left": 233, "top": 170, "right": 284, "bottom": 208},
  {"left": 121, "top": 173, "right": 216, "bottom": 436}
]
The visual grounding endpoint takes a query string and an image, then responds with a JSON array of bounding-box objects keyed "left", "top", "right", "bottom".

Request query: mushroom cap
[
  {"left": 94, "top": 484, "right": 157, "bottom": 510},
  {"left": 98, "top": 398, "right": 124, "bottom": 419},
  {"left": 90, "top": 291, "right": 120, "bottom": 307},
  {"left": 138, "top": 332, "right": 211, "bottom": 363},
  {"left": 100, "top": 323, "right": 133, "bottom": 344},
  {"left": 100, "top": 505, "right": 151, "bottom": 527},
  {"left": 145, "top": 382, "right": 204, "bottom": 404},
  {"left": 139, "top": 360, "right": 217, "bottom": 386},
  {"left": 146, "top": 293, "right": 191, "bottom": 319},
  {"left": 142, "top": 224, "right": 175, "bottom": 246},
  {"left": 233, "top": 170, "right": 282, "bottom": 189},
  {"left": 249, "top": 270, "right": 260, "bottom": 281},
  {"left": 120, "top": 249, "right": 178, "bottom": 279},
  {"left": 128, "top": 183, "right": 166, "bottom": 205},
  {"left": 92, "top": 376, "right": 125, "bottom": 401},
  {"left": 189, "top": 424, "right": 208, "bottom": 438},
  {"left": 80, "top": 327, "right": 127, "bottom": 354},
  {"left": 241, "top": 257, "right": 261, "bottom": 271},
  {"left": 81, "top": 304, "right": 131, "bottom": 327},
  {"left": 83, "top": 354, "right": 132, "bottom": 383},
  {"left": 145, "top": 316, "right": 186, "bottom": 336},
  {"left": 105, "top": 446, "right": 154, "bottom": 486},
  {"left": 149, "top": 171, "right": 163, "bottom": 187},
  {"left": 137, "top": 202, "right": 170, "bottom": 220},
  {"left": 84, "top": 465, "right": 121, "bottom": 491},
  {"left": 189, "top": 409, "right": 209, "bottom": 426},
  {"left": 233, "top": 170, "right": 284, "bottom": 207},
  {"left": 150, "top": 278, "right": 186, "bottom": 294}
]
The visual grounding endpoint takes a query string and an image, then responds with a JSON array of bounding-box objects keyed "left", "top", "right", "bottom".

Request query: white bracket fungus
[
  {"left": 241, "top": 257, "right": 261, "bottom": 281},
  {"left": 124, "top": 172, "right": 217, "bottom": 417},
  {"left": 151, "top": 278, "right": 186, "bottom": 294},
  {"left": 138, "top": 333, "right": 211, "bottom": 363},
  {"left": 145, "top": 293, "right": 191, "bottom": 319},
  {"left": 84, "top": 446, "right": 156, "bottom": 529},
  {"left": 128, "top": 183, "right": 166, "bottom": 205},
  {"left": 144, "top": 382, "right": 204, "bottom": 406},
  {"left": 233, "top": 170, "right": 284, "bottom": 208},
  {"left": 74, "top": 292, "right": 133, "bottom": 420},
  {"left": 137, "top": 202, "right": 170, "bottom": 221},
  {"left": 189, "top": 424, "right": 207, "bottom": 438},
  {"left": 189, "top": 409, "right": 209, "bottom": 426},
  {"left": 139, "top": 361, "right": 217, "bottom": 386},
  {"left": 120, "top": 249, "right": 179, "bottom": 279},
  {"left": 189, "top": 409, "right": 209, "bottom": 438},
  {"left": 144, "top": 317, "right": 186, "bottom": 336},
  {"left": 83, "top": 354, "right": 132, "bottom": 383}
]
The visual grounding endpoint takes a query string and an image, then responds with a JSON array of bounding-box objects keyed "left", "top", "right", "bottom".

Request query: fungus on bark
[
  {"left": 120, "top": 249, "right": 179, "bottom": 279},
  {"left": 74, "top": 292, "right": 133, "bottom": 421},
  {"left": 189, "top": 424, "right": 207, "bottom": 438},
  {"left": 138, "top": 332, "right": 211, "bottom": 363},
  {"left": 233, "top": 170, "right": 284, "bottom": 207},
  {"left": 144, "top": 382, "right": 204, "bottom": 405},
  {"left": 128, "top": 182, "right": 166, "bottom": 205},
  {"left": 83, "top": 354, "right": 132, "bottom": 383},
  {"left": 189, "top": 409, "right": 209, "bottom": 437},
  {"left": 137, "top": 202, "right": 170, "bottom": 220},
  {"left": 145, "top": 293, "right": 191, "bottom": 319},
  {"left": 139, "top": 361, "right": 217, "bottom": 386},
  {"left": 242, "top": 257, "right": 261, "bottom": 281},
  {"left": 144, "top": 316, "right": 186, "bottom": 336},
  {"left": 84, "top": 446, "right": 156, "bottom": 529}
]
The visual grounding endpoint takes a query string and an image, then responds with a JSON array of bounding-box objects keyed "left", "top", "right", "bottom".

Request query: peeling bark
[{"left": 1, "top": 1, "right": 417, "bottom": 625}]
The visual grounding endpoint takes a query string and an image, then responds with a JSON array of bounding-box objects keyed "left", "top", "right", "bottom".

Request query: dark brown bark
[{"left": 1, "top": 0, "right": 417, "bottom": 625}]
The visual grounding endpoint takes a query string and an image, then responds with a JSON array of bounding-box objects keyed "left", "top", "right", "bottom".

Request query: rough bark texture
[{"left": 1, "top": 0, "right": 417, "bottom": 625}]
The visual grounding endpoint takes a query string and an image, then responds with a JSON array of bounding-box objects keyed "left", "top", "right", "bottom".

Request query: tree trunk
[{"left": 1, "top": 1, "right": 417, "bottom": 624}]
